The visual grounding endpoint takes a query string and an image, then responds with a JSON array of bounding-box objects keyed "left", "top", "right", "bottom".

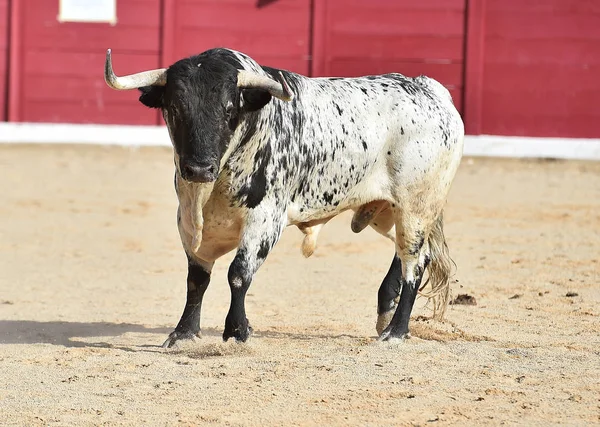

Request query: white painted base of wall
[
  {"left": 464, "top": 134, "right": 600, "bottom": 160},
  {"left": 1, "top": 122, "right": 599, "bottom": 160},
  {"left": 0, "top": 122, "right": 171, "bottom": 147}
]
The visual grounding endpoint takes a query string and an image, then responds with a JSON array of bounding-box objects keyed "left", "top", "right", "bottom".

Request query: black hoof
[
  {"left": 161, "top": 330, "right": 200, "bottom": 348},
  {"left": 378, "top": 326, "right": 410, "bottom": 343},
  {"left": 376, "top": 309, "right": 396, "bottom": 336},
  {"left": 223, "top": 318, "right": 253, "bottom": 342}
]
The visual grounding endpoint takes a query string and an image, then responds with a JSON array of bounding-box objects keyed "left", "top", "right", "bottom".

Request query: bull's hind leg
[
  {"left": 162, "top": 256, "right": 214, "bottom": 348},
  {"left": 351, "top": 203, "right": 407, "bottom": 335},
  {"left": 376, "top": 255, "right": 402, "bottom": 335},
  {"left": 379, "top": 208, "right": 434, "bottom": 342}
]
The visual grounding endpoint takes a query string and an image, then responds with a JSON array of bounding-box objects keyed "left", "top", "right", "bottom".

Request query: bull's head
[{"left": 104, "top": 49, "right": 293, "bottom": 183}]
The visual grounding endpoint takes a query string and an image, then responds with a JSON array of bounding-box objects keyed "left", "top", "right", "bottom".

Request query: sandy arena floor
[{"left": 0, "top": 144, "right": 599, "bottom": 426}]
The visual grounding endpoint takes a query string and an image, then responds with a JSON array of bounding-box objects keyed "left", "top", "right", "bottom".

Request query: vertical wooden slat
[
  {"left": 7, "top": 0, "right": 20, "bottom": 122},
  {"left": 160, "top": 0, "right": 176, "bottom": 68},
  {"left": 157, "top": 0, "right": 176, "bottom": 125},
  {"left": 463, "top": 0, "right": 486, "bottom": 135},
  {"left": 310, "top": 0, "right": 326, "bottom": 77},
  {"left": 0, "top": 0, "right": 8, "bottom": 121}
]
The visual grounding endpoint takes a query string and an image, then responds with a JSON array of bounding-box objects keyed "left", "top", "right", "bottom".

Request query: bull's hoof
[
  {"left": 378, "top": 327, "right": 411, "bottom": 343},
  {"left": 222, "top": 318, "right": 253, "bottom": 342},
  {"left": 161, "top": 329, "right": 200, "bottom": 348},
  {"left": 376, "top": 310, "right": 395, "bottom": 336}
]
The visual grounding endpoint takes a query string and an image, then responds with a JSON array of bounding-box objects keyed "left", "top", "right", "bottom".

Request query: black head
[{"left": 138, "top": 50, "right": 273, "bottom": 183}]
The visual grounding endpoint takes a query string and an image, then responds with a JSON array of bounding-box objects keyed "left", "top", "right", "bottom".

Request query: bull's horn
[
  {"left": 104, "top": 48, "right": 167, "bottom": 90},
  {"left": 237, "top": 70, "right": 294, "bottom": 102}
]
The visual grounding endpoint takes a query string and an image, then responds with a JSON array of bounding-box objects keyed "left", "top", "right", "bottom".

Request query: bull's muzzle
[{"left": 180, "top": 161, "right": 217, "bottom": 183}]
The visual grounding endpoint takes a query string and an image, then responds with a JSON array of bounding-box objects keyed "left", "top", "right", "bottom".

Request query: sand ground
[{"left": 0, "top": 144, "right": 599, "bottom": 426}]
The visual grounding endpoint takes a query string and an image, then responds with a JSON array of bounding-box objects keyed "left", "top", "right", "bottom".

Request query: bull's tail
[{"left": 419, "top": 211, "right": 454, "bottom": 320}]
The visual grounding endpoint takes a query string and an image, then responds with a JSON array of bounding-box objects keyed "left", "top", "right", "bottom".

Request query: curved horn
[
  {"left": 237, "top": 70, "right": 294, "bottom": 102},
  {"left": 104, "top": 49, "right": 167, "bottom": 90}
]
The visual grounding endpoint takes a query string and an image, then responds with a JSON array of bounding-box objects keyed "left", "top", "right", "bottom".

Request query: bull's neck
[{"left": 225, "top": 106, "right": 273, "bottom": 165}]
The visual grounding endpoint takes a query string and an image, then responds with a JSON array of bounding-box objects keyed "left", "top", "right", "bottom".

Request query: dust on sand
[{"left": 0, "top": 145, "right": 599, "bottom": 426}]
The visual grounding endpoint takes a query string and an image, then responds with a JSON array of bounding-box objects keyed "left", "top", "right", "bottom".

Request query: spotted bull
[{"left": 104, "top": 47, "right": 464, "bottom": 346}]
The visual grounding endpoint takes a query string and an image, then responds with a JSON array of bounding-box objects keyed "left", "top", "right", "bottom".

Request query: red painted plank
[
  {"left": 484, "top": 63, "right": 600, "bottom": 91},
  {"left": 22, "top": 51, "right": 159, "bottom": 77},
  {"left": 8, "top": 0, "right": 21, "bottom": 121},
  {"left": 0, "top": 0, "right": 7, "bottom": 120},
  {"left": 159, "top": 0, "right": 176, "bottom": 123},
  {"left": 22, "top": 0, "right": 161, "bottom": 52},
  {"left": 480, "top": 0, "right": 600, "bottom": 137},
  {"left": 0, "top": 0, "right": 7, "bottom": 38},
  {"left": 486, "top": 11, "right": 600, "bottom": 40},
  {"left": 170, "top": 0, "right": 311, "bottom": 74},
  {"left": 485, "top": 39, "right": 600, "bottom": 65},
  {"left": 311, "top": 0, "right": 327, "bottom": 77},
  {"left": 449, "top": 90, "right": 463, "bottom": 112},
  {"left": 12, "top": 0, "right": 162, "bottom": 124},
  {"left": 178, "top": 28, "right": 308, "bottom": 57},
  {"left": 486, "top": 0, "right": 600, "bottom": 14},
  {"left": 481, "top": 113, "right": 600, "bottom": 139},
  {"left": 22, "top": 101, "right": 156, "bottom": 125},
  {"left": 23, "top": 0, "right": 161, "bottom": 27},
  {"left": 326, "top": 11, "right": 465, "bottom": 37},
  {"left": 23, "top": 69, "right": 158, "bottom": 103},
  {"left": 326, "top": 0, "right": 465, "bottom": 11},
  {"left": 178, "top": 3, "right": 309, "bottom": 31},
  {"left": 161, "top": 0, "right": 176, "bottom": 66},
  {"left": 483, "top": 89, "right": 600, "bottom": 118},
  {"left": 326, "top": 36, "right": 464, "bottom": 62},
  {"left": 463, "top": 0, "right": 486, "bottom": 135},
  {"left": 19, "top": 52, "right": 159, "bottom": 124},
  {"left": 23, "top": 28, "right": 160, "bottom": 52},
  {"left": 312, "top": 0, "right": 466, "bottom": 116}
]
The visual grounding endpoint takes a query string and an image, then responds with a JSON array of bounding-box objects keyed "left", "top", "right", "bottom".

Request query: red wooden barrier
[
  {"left": 463, "top": 0, "right": 485, "bottom": 135},
  {"left": 480, "top": 0, "right": 600, "bottom": 137},
  {"left": 0, "top": 0, "right": 8, "bottom": 121},
  {"left": 157, "top": 0, "right": 311, "bottom": 127},
  {"left": 311, "top": 0, "right": 467, "bottom": 113},
  {"left": 1, "top": 0, "right": 600, "bottom": 138},
  {"left": 161, "top": 0, "right": 312, "bottom": 75},
  {"left": 8, "top": 0, "right": 162, "bottom": 124}
]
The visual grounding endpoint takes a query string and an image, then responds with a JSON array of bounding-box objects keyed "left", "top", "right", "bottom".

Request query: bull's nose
[{"left": 180, "top": 162, "right": 217, "bottom": 183}]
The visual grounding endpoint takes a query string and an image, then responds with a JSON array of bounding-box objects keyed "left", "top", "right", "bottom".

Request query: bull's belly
[{"left": 286, "top": 164, "right": 392, "bottom": 225}]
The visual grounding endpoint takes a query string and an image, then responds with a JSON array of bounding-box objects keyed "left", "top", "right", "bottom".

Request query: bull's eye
[{"left": 225, "top": 101, "right": 234, "bottom": 118}]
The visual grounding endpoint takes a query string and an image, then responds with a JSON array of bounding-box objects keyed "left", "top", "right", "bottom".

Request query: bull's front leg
[
  {"left": 162, "top": 202, "right": 216, "bottom": 348},
  {"left": 223, "top": 205, "right": 286, "bottom": 342},
  {"left": 162, "top": 256, "right": 214, "bottom": 348}
]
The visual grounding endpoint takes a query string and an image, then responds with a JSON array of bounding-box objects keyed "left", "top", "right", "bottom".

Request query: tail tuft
[{"left": 418, "top": 212, "right": 455, "bottom": 320}]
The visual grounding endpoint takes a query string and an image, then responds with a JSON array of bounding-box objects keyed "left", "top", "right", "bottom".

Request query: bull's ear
[
  {"left": 138, "top": 86, "right": 164, "bottom": 109},
  {"left": 240, "top": 88, "right": 272, "bottom": 112}
]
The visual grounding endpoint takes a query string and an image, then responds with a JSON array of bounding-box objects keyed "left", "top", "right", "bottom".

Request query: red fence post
[
  {"left": 160, "top": 0, "right": 176, "bottom": 70},
  {"left": 310, "top": 0, "right": 326, "bottom": 77},
  {"left": 157, "top": 0, "right": 176, "bottom": 125},
  {"left": 7, "top": 0, "right": 20, "bottom": 122},
  {"left": 463, "top": 0, "right": 486, "bottom": 135}
]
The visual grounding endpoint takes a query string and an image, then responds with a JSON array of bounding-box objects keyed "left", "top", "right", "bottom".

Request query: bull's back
[
  {"left": 266, "top": 71, "right": 463, "bottom": 222},
  {"left": 297, "top": 73, "right": 462, "bottom": 177}
]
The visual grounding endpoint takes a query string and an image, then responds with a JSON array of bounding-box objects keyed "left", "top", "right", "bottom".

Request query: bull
[{"left": 104, "top": 47, "right": 464, "bottom": 346}]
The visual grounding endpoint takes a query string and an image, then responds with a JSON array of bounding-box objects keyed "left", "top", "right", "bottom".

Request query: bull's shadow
[
  {"left": 0, "top": 320, "right": 366, "bottom": 349},
  {"left": 0, "top": 320, "right": 178, "bottom": 348}
]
